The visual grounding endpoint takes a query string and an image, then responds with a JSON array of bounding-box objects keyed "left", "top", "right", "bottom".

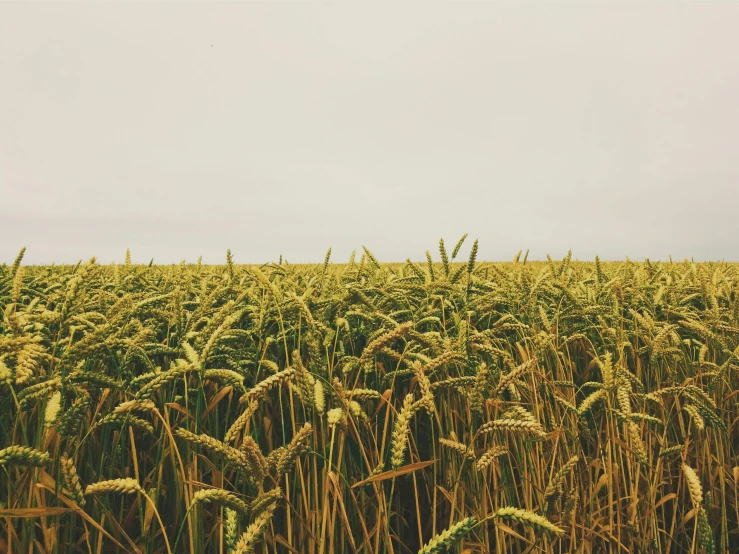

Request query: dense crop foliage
[{"left": 1, "top": 242, "right": 738, "bottom": 554}]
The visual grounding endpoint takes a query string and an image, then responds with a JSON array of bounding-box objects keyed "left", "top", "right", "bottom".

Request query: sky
[{"left": 1, "top": 2, "right": 738, "bottom": 265}]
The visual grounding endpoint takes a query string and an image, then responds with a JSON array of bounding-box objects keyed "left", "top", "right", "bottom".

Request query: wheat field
[{"left": 1, "top": 240, "right": 737, "bottom": 554}]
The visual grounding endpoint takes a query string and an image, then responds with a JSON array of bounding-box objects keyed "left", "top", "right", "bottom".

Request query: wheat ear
[
  {"left": 492, "top": 507, "right": 563, "bottom": 536},
  {"left": 85, "top": 478, "right": 142, "bottom": 496},
  {"left": 0, "top": 446, "right": 50, "bottom": 467},
  {"left": 60, "top": 453, "right": 85, "bottom": 506},
  {"left": 417, "top": 516, "right": 477, "bottom": 554},
  {"left": 192, "top": 488, "right": 248, "bottom": 513}
]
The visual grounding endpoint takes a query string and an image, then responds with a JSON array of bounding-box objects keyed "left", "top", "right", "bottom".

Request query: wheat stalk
[
  {"left": 175, "top": 428, "right": 251, "bottom": 472},
  {"left": 225, "top": 400, "right": 260, "bottom": 443},
  {"left": 683, "top": 464, "right": 703, "bottom": 507},
  {"left": 249, "top": 487, "right": 282, "bottom": 517},
  {"left": 232, "top": 503, "right": 277, "bottom": 554},
  {"left": 478, "top": 418, "right": 547, "bottom": 438},
  {"left": 476, "top": 445, "right": 508, "bottom": 471},
  {"left": 59, "top": 453, "right": 85, "bottom": 506},
  {"left": 192, "top": 488, "right": 248, "bottom": 513},
  {"left": 492, "top": 507, "right": 563, "bottom": 536},
  {"left": 391, "top": 393, "right": 416, "bottom": 469},
  {"left": 0, "top": 446, "right": 50, "bottom": 467},
  {"left": 439, "top": 438, "right": 475, "bottom": 460},
  {"left": 275, "top": 423, "right": 312, "bottom": 475},
  {"left": 418, "top": 516, "right": 477, "bottom": 554},
  {"left": 544, "top": 455, "right": 579, "bottom": 501},
  {"left": 240, "top": 368, "right": 296, "bottom": 404},
  {"left": 85, "top": 478, "right": 142, "bottom": 496}
]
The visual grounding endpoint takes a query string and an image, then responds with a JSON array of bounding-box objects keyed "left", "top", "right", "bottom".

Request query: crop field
[{"left": 1, "top": 240, "right": 738, "bottom": 554}]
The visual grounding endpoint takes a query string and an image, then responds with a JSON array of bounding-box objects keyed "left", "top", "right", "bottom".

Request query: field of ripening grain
[{"left": 1, "top": 238, "right": 738, "bottom": 554}]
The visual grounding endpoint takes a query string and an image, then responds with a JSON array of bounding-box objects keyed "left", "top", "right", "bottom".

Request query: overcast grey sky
[{"left": 1, "top": 2, "right": 738, "bottom": 265}]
